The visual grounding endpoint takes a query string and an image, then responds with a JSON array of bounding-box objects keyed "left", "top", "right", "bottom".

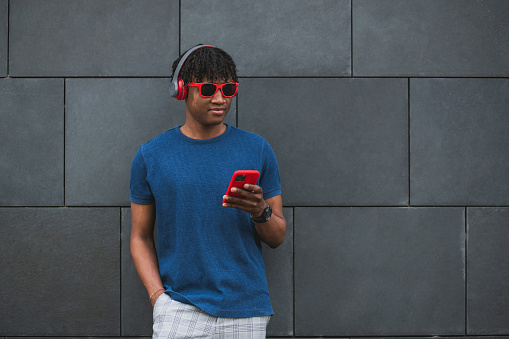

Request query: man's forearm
[
  {"left": 130, "top": 235, "right": 164, "bottom": 303},
  {"left": 255, "top": 212, "right": 286, "bottom": 248}
]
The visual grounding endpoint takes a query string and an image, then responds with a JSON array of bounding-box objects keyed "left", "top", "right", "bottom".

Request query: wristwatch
[{"left": 251, "top": 203, "right": 272, "bottom": 223}]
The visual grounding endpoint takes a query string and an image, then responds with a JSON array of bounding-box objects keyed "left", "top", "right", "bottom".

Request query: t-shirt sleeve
[
  {"left": 259, "top": 140, "right": 282, "bottom": 200},
  {"left": 130, "top": 146, "right": 155, "bottom": 204}
]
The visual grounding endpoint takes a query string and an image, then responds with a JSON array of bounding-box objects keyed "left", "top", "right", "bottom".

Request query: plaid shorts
[{"left": 152, "top": 293, "right": 271, "bottom": 339}]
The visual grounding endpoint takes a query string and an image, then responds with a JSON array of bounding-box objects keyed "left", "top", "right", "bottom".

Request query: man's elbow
[
  {"left": 267, "top": 227, "right": 286, "bottom": 249},
  {"left": 268, "top": 237, "right": 285, "bottom": 249}
]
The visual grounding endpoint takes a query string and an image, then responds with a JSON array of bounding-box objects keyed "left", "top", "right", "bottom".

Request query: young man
[{"left": 130, "top": 45, "right": 286, "bottom": 338}]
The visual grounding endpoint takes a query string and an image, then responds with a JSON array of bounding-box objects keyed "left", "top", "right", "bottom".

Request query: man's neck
[{"left": 180, "top": 122, "right": 227, "bottom": 140}]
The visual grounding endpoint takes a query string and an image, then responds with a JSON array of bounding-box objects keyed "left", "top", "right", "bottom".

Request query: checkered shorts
[{"left": 152, "top": 293, "right": 271, "bottom": 339}]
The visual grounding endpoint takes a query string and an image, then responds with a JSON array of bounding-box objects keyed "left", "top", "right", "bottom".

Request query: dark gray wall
[{"left": 1, "top": 0, "right": 508, "bottom": 337}]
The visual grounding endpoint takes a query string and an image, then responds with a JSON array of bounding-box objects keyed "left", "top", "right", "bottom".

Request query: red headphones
[{"left": 169, "top": 44, "right": 215, "bottom": 100}]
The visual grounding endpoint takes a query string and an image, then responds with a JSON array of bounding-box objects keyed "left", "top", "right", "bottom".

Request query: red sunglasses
[{"left": 187, "top": 82, "right": 238, "bottom": 98}]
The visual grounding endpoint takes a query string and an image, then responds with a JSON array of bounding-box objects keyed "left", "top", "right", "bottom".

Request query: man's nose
[{"left": 211, "top": 88, "right": 226, "bottom": 102}]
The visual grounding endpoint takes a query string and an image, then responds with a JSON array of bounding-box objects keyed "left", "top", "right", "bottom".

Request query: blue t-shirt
[{"left": 130, "top": 124, "right": 281, "bottom": 318}]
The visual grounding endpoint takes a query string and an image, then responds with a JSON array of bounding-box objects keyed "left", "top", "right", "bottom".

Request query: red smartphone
[{"left": 223, "top": 170, "right": 260, "bottom": 203}]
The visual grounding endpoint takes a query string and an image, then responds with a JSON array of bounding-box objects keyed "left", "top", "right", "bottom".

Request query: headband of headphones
[{"left": 169, "top": 44, "right": 215, "bottom": 100}]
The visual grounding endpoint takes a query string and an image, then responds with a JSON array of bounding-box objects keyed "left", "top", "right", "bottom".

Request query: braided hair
[{"left": 172, "top": 46, "right": 238, "bottom": 84}]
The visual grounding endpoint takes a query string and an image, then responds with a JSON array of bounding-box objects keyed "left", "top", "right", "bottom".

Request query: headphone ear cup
[
  {"left": 176, "top": 78, "right": 187, "bottom": 100},
  {"left": 169, "top": 81, "right": 178, "bottom": 98},
  {"left": 180, "top": 83, "right": 188, "bottom": 100}
]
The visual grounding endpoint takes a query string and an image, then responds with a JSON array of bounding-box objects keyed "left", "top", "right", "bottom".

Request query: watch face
[
  {"left": 252, "top": 204, "right": 271, "bottom": 223},
  {"left": 261, "top": 205, "right": 272, "bottom": 221},
  {"left": 265, "top": 206, "right": 272, "bottom": 220}
]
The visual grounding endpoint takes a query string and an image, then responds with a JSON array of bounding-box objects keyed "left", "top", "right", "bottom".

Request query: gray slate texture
[
  {"left": 0, "top": 208, "right": 120, "bottom": 336},
  {"left": 294, "top": 207, "right": 465, "bottom": 336},
  {"left": 9, "top": 0, "right": 178, "bottom": 76},
  {"left": 181, "top": 0, "right": 351, "bottom": 77},
  {"left": 0, "top": 79, "right": 64, "bottom": 206},
  {"left": 410, "top": 78, "right": 509, "bottom": 206},
  {"left": 65, "top": 78, "right": 176, "bottom": 206},
  {"left": 467, "top": 208, "right": 509, "bottom": 334},
  {"left": 0, "top": 0, "right": 6, "bottom": 76},
  {"left": 353, "top": 0, "right": 509, "bottom": 76}
]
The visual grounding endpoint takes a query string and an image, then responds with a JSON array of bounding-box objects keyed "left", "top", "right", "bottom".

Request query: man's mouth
[{"left": 210, "top": 107, "right": 226, "bottom": 114}]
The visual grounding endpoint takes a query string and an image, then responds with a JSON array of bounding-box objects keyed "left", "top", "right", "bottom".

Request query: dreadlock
[{"left": 172, "top": 46, "right": 238, "bottom": 84}]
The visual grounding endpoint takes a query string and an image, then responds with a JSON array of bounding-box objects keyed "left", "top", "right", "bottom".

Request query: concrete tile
[
  {"left": 65, "top": 78, "right": 236, "bottom": 206},
  {"left": 9, "top": 0, "right": 178, "bottom": 76},
  {"left": 467, "top": 208, "right": 509, "bottom": 334},
  {"left": 0, "top": 207, "right": 120, "bottom": 336},
  {"left": 354, "top": 0, "right": 509, "bottom": 76},
  {"left": 0, "top": 78, "right": 64, "bottom": 206},
  {"left": 182, "top": 0, "right": 351, "bottom": 76},
  {"left": 238, "top": 78, "right": 408, "bottom": 206},
  {"left": 0, "top": 0, "right": 6, "bottom": 76},
  {"left": 264, "top": 208, "right": 294, "bottom": 336},
  {"left": 410, "top": 79, "right": 509, "bottom": 206},
  {"left": 294, "top": 207, "right": 465, "bottom": 336}
]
